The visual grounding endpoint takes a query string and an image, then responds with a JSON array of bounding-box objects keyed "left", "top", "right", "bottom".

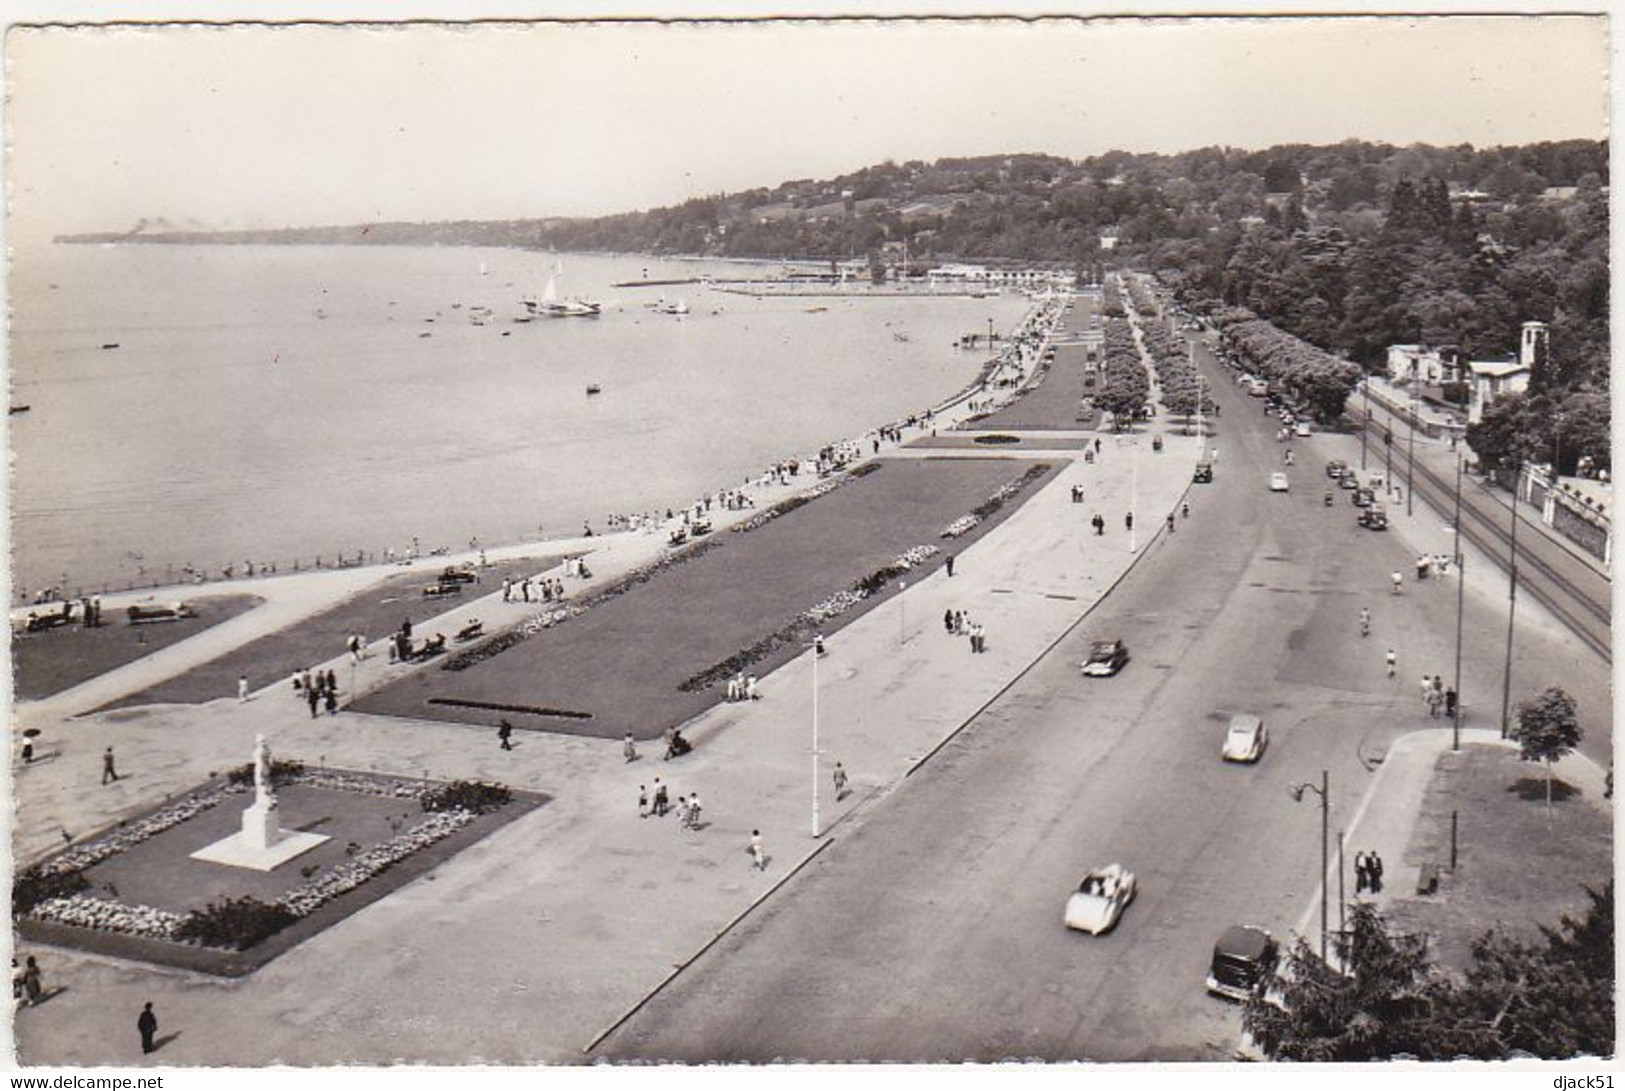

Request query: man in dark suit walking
[{"left": 138, "top": 1001, "right": 158, "bottom": 1054}]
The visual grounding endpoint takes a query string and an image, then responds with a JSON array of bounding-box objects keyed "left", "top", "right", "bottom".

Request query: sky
[{"left": 2, "top": 8, "right": 1611, "bottom": 243}]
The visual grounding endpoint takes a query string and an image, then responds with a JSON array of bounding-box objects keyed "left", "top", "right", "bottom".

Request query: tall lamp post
[
  {"left": 1500, "top": 463, "right": 1523, "bottom": 739},
  {"left": 805, "top": 639, "right": 822, "bottom": 837},
  {"left": 1290, "top": 770, "right": 1331, "bottom": 963},
  {"left": 1361, "top": 379, "right": 1372, "bottom": 471}
]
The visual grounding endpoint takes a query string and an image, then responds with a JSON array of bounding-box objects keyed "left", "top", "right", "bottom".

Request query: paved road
[{"left": 595, "top": 339, "right": 1611, "bottom": 1062}]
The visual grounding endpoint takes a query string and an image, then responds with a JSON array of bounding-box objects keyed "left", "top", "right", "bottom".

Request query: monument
[{"left": 190, "top": 734, "right": 330, "bottom": 871}]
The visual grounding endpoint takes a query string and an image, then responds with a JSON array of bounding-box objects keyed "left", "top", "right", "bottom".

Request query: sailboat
[
  {"left": 522, "top": 264, "right": 601, "bottom": 318},
  {"left": 651, "top": 294, "right": 689, "bottom": 316}
]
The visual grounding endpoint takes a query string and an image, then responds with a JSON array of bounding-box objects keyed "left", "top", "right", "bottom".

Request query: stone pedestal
[{"left": 190, "top": 804, "right": 330, "bottom": 873}]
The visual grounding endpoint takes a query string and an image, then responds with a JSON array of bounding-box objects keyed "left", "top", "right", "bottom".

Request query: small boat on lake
[{"left": 586, "top": 384, "right": 602, "bottom": 396}]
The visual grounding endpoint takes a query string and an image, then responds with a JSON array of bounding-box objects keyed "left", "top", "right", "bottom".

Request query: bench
[{"left": 1416, "top": 862, "right": 1441, "bottom": 896}]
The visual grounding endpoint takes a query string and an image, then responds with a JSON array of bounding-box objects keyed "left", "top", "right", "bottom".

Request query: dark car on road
[
  {"left": 1081, "top": 639, "right": 1130, "bottom": 677},
  {"left": 1352, "top": 487, "right": 1375, "bottom": 507},
  {"left": 1206, "top": 925, "right": 1279, "bottom": 1001},
  {"left": 1193, "top": 462, "right": 1213, "bottom": 483},
  {"left": 1338, "top": 473, "right": 1359, "bottom": 491},
  {"left": 1358, "top": 506, "right": 1389, "bottom": 530},
  {"left": 1325, "top": 459, "right": 1347, "bottom": 479}
]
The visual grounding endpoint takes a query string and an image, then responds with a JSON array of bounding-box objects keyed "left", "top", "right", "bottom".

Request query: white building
[
  {"left": 1465, "top": 321, "right": 1546, "bottom": 424},
  {"left": 1386, "top": 344, "right": 1457, "bottom": 385}
]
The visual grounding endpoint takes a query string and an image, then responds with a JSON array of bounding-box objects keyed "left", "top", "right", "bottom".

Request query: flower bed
[
  {"left": 18, "top": 767, "right": 516, "bottom": 960},
  {"left": 31, "top": 894, "right": 188, "bottom": 941},
  {"left": 941, "top": 514, "right": 980, "bottom": 538},
  {"left": 730, "top": 461, "right": 881, "bottom": 535},
  {"left": 678, "top": 544, "right": 940, "bottom": 693},
  {"left": 440, "top": 537, "right": 726, "bottom": 672}
]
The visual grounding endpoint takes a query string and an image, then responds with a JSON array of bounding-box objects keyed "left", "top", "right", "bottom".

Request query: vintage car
[
  {"left": 1352, "top": 487, "right": 1375, "bottom": 507},
  {"left": 437, "top": 565, "right": 479, "bottom": 585},
  {"left": 1207, "top": 925, "right": 1280, "bottom": 1001},
  {"left": 1064, "top": 864, "right": 1138, "bottom": 935},
  {"left": 1325, "top": 459, "right": 1347, "bottom": 479},
  {"left": 1193, "top": 462, "right": 1214, "bottom": 484},
  {"left": 1358, "top": 506, "right": 1389, "bottom": 530},
  {"left": 1269, "top": 472, "right": 1290, "bottom": 493},
  {"left": 1221, "top": 714, "right": 1268, "bottom": 763},
  {"left": 1081, "top": 639, "right": 1130, "bottom": 677}
]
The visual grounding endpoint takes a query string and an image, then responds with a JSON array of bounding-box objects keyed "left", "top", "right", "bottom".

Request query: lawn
[
  {"left": 353, "top": 457, "right": 1060, "bottom": 740},
  {"left": 964, "top": 343, "right": 1101, "bottom": 432},
  {"left": 12, "top": 594, "right": 264, "bottom": 700},
  {"left": 16, "top": 771, "right": 547, "bottom": 977},
  {"left": 99, "top": 557, "right": 561, "bottom": 711},
  {"left": 1384, "top": 743, "right": 1612, "bottom": 974}
]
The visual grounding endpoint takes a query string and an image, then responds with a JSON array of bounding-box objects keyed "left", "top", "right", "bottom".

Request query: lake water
[{"left": 9, "top": 244, "right": 1030, "bottom": 596}]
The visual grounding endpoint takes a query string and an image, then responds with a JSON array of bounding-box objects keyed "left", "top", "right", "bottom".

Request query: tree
[
  {"left": 1462, "top": 883, "right": 1614, "bottom": 1058},
  {"left": 1510, "top": 686, "right": 1582, "bottom": 807},
  {"left": 1244, "top": 902, "right": 1485, "bottom": 1060}
]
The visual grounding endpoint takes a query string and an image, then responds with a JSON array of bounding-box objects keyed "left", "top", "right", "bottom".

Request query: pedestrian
[
  {"left": 1093, "top": 513, "right": 1104, "bottom": 536},
  {"left": 302, "top": 668, "right": 313, "bottom": 693},
  {"left": 1445, "top": 688, "right": 1458, "bottom": 718},
  {"left": 324, "top": 687, "right": 338, "bottom": 716},
  {"left": 1125, "top": 512, "right": 1134, "bottom": 532},
  {"left": 22, "top": 956, "right": 41, "bottom": 1006},
  {"left": 1385, "top": 649, "right": 1397, "bottom": 678},
  {"left": 749, "top": 829, "right": 766, "bottom": 871},
  {"left": 1359, "top": 607, "right": 1370, "bottom": 637},
  {"left": 325, "top": 668, "right": 337, "bottom": 695},
  {"left": 291, "top": 670, "right": 303, "bottom": 695},
  {"left": 521, "top": 579, "right": 531, "bottom": 603},
  {"left": 1182, "top": 501, "right": 1190, "bottom": 519},
  {"left": 943, "top": 608, "right": 954, "bottom": 634},
  {"left": 498, "top": 719, "right": 514, "bottom": 751},
  {"left": 101, "top": 746, "right": 118, "bottom": 785},
  {"left": 1416, "top": 555, "right": 1429, "bottom": 581},
  {"left": 11, "top": 959, "right": 23, "bottom": 1009},
  {"left": 1166, "top": 512, "right": 1175, "bottom": 533},
  {"left": 1094, "top": 437, "right": 1101, "bottom": 454},
  {"left": 21, "top": 736, "right": 34, "bottom": 764},
  {"left": 676, "top": 795, "right": 690, "bottom": 827},
  {"left": 833, "top": 761, "right": 849, "bottom": 800},
  {"left": 138, "top": 1001, "right": 158, "bottom": 1054},
  {"left": 307, "top": 686, "right": 320, "bottom": 719},
  {"left": 945, "top": 554, "right": 955, "bottom": 577},
  {"left": 726, "top": 675, "right": 741, "bottom": 701},
  {"left": 1370, "top": 852, "right": 1385, "bottom": 893},
  {"left": 654, "top": 780, "right": 669, "bottom": 817},
  {"left": 686, "top": 792, "right": 702, "bottom": 830},
  {"left": 502, "top": 577, "right": 512, "bottom": 602},
  {"left": 814, "top": 634, "right": 826, "bottom": 657},
  {"left": 1391, "top": 571, "right": 1403, "bottom": 595},
  {"left": 402, "top": 617, "right": 412, "bottom": 641},
  {"left": 237, "top": 675, "right": 249, "bottom": 702},
  {"left": 638, "top": 784, "right": 649, "bottom": 818},
  {"left": 746, "top": 675, "right": 759, "bottom": 701},
  {"left": 1353, "top": 851, "right": 1369, "bottom": 893},
  {"left": 1420, "top": 675, "right": 1433, "bottom": 707}
]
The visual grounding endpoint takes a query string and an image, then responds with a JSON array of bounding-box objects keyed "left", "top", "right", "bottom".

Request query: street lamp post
[
  {"left": 1361, "top": 379, "right": 1371, "bottom": 471},
  {"left": 1290, "top": 770, "right": 1330, "bottom": 963},
  {"left": 805, "top": 639, "right": 821, "bottom": 837}
]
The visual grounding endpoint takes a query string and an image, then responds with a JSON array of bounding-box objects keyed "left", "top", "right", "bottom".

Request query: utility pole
[
  {"left": 1406, "top": 388, "right": 1416, "bottom": 517},
  {"left": 1361, "top": 379, "right": 1371, "bottom": 471},
  {"left": 1452, "top": 451, "right": 1466, "bottom": 751},
  {"left": 1500, "top": 464, "right": 1522, "bottom": 739}
]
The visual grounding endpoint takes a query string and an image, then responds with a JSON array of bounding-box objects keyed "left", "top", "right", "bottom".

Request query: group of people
[
  {"left": 1414, "top": 553, "right": 1454, "bottom": 580},
  {"left": 637, "top": 777, "right": 704, "bottom": 830},
  {"left": 724, "top": 673, "right": 760, "bottom": 702},
  {"left": 1420, "top": 674, "right": 1459, "bottom": 719},
  {"left": 12, "top": 955, "right": 43, "bottom": 1009},
  {"left": 944, "top": 609, "right": 987, "bottom": 653},
  {"left": 501, "top": 576, "right": 566, "bottom": 603},
  {"left": 292, "top": 667, "right": 341, "bottom": 717},
  {"left": 1353, "top": 850, "right": 1387, "bottom": 894}
]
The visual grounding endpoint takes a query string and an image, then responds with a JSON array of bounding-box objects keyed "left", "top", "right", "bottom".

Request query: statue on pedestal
[{"left": 253, "top": 733, "right": 278, "bottom": 811}]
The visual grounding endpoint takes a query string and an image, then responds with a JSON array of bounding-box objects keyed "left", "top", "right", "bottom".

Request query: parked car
[
  {"left": 1325, "top": 460, "right": 1347, "bottom": 479},
  {"left": 1338, "top": 473, "right": 1359, "bottom": 491},
  {"left": 438, "top": 565, "right": 479, "bottom": 584},
  {"left": 126, "top": 602, "right": 196, "bottom": 625},
  {"left": 1269, "top": 472, "right": 1290, "bottom": 492},
  {"left": 1358, "top": 506, "right": 1389, "bottom": 530},
  {"left": 1294, "top": 421, "right": 1312, "bottom": 437},
  {"left": 1221, "top": 714, "right": 1268, "bottom": 763},
  {"left": 1081, "top": 639, "right": 1130, "bottom": 677},
  {"left": 1193, "top": 462, "right": 1214, "bottom": 484},
  {"left": 1206, "top": 925, "right": 1280, "bottom": 1001},
  {"left": 1064, "top": 864, "right": 1138, "bottom": 934}
]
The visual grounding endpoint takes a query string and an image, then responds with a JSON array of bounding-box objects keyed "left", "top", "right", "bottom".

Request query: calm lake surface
[{"left": 10, "top": 244, "right": 1030, "bottom": 595}]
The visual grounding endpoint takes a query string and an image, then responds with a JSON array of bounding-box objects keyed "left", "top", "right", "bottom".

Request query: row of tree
[
  {"left": 1198, "top": 304, "right": 1365, "bottom": 423},
  {"left": 1123, "top": 275, "right": 1206, "bottom": 420},
  {"left": 1095, "top": 287, "right": 1151, "bottom": 426}
]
